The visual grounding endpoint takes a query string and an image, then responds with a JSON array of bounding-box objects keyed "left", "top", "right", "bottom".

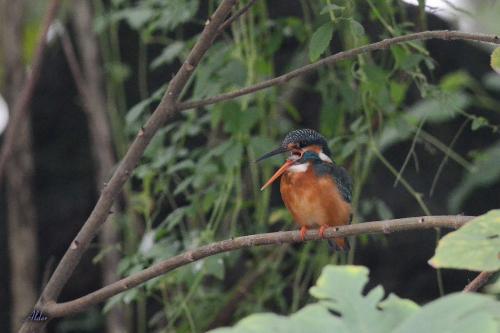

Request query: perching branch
[
  {"left": 18, "top": 1, "right": 237, "bottom": 332},
  {"left": 463, "top": 271, "right": 495, "bottom": 292},
  {"left": 0, "top": 0, "right": 61, "bottom": 186},
  {"left": 177, "top": 30, "right": 500, "bottom": 111},
  {"left": 39, "top": 215, "right": 472, "bottom": 318}
]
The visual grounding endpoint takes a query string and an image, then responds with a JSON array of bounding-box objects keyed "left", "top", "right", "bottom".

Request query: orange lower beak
[{"left": 260, "top": 159, "right": 294, "bottom": 191}]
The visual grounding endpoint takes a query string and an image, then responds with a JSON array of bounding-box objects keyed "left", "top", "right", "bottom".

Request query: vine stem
[{"left": 40, "top": 215, "right": 471, "bottom": 318}]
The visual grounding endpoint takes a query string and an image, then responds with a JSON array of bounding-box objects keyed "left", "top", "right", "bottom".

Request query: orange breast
[{"left": 280, "top": 166, "right": 351, "bottom": 229}]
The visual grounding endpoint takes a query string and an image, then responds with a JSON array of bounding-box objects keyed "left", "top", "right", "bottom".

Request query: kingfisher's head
[{"left": 257, "top": 129, "right": 332, "bottom": 190}]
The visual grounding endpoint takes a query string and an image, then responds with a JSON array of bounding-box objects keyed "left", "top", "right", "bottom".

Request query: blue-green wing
[
  {"left": 331, "top": 164, "right": 353, "bottom": 203},
  {"left": 313, "top": 162, "right": 353, "bottom": 203}
]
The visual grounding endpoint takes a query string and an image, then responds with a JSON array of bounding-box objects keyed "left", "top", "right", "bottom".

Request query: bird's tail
[{"left": 328, "top": 237, "right": 350, "bottom": 252}]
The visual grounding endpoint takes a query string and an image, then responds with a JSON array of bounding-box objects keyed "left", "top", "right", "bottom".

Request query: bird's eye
[{"left": 290, "top": 149, "right": 303, "bottom": 160}]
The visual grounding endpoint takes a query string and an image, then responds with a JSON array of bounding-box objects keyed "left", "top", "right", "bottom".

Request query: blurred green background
[{"left": 1, "top": 0, "right": 499, "bottom": 332}]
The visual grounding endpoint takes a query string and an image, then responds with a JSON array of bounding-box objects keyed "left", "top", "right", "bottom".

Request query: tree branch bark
[
  {"left": 217, "top": 0, "right": 258, "bottom": 34},
  {"left": 38, "top": 215, "right": 471, "bottom": 318},
  {"left": 463, "top": 271, "right": 495, "bottom": 292},
  {"left": 177, "top": 30, "right": 500, "bottom": 111}
]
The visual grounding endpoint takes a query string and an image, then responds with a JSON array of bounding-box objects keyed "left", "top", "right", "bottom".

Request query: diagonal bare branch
[
  {"left": 463, "top": 271, "right": 495, "bottom": 292},
  {"left": 18, "top": 1, "right": 237, "bottom": 332},
  {"left": 41, "top": 215, "right": 472, "bottom": 318}
]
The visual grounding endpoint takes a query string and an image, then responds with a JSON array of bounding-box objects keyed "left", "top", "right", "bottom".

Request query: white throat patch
[{"left": 288, "top": 163, "right": 309, "bottom": 173}]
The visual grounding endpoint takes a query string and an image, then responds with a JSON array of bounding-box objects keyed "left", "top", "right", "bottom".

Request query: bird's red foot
[
  {"left": 319, "top": 226, "right": 327, "bottom": 238},
  {"left": 300, "top": 226, "right": 308, "bottom": 241}
]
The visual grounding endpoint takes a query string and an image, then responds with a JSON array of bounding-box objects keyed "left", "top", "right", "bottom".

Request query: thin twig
[
  {"left": 463, "top": 271, "right": 495, "bottom": 292},
  {"left": 40, "top": 215, "right": 472, "bottom": 318},
  {"left": 177, "top": 30, "right": 500, "bottom": 111},
  {"left": 217, "top": 0, "right": 258, "bottom": 34},
  {"left": 394, "top": 118, "right": 425, "bottom": 187},
  {"left": 429, "top": 119, "right": 469, "bottom": 196},
  {"left": 0, "top": 0, "right": 62, "bottom": 186},
  {"left": 60, "top": 29, "right": 88, "bottom": 100}
]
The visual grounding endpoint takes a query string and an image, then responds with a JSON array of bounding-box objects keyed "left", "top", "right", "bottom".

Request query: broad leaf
[
  {"left": 491, "top": 47, "right": 500, "bottom": 74},
  {"left": 309, "top": 23, "right": 334, "bottom": 62},
  {"left": 429, "top": 210, "right": 500, "bottom": 271},
  {"left": 209, "top": 265, "right": 500, "bottom": 333},
  {"left": 394, "top": 293, "right": 500, "bottom": 333}
]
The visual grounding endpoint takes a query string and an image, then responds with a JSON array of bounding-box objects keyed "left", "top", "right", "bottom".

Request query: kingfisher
[{"left": 257, "top": 129, "right": 352, "bottom": 250}]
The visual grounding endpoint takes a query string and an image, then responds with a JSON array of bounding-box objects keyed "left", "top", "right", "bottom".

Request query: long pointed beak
[
  {"left": 256, "top": 146, "right": 289, "bottom": 163},
  {"left": 260, "top": 159, "right": 294, "bottom": 191}
]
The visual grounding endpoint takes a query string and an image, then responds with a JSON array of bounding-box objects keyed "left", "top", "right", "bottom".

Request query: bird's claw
[
  {"left": 319, "top": 226, "right": 327, "bottom": 238},
  {"left": 300, "top": 226, "right": 307, "bottom": 241}
]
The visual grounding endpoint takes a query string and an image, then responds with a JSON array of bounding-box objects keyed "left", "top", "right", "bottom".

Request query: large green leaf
[
  {"left": 394, "top": 293, "right": 500, "bottom": 333},
  {"left": 210, "top": 265, "right": 500, "bottom": 333},
  {"left": 310, "top": 266, "right": 418, "bottom": 333},
  {"left": 429, "top": 210, "right": 500, "bottom": 271}
]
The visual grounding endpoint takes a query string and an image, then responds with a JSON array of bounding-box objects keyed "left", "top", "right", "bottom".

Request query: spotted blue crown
[{"left": 282, "top": 129, "right": 331, "bottom": 156}]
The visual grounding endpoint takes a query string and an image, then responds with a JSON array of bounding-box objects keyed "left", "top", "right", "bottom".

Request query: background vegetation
[{"left": 1, "top": 0, "right": 499, "bottom": 332}]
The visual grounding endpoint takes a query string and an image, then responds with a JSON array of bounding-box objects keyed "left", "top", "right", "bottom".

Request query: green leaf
[
  {"left": 203, "top": 255, "right": 225, "bottom": 280},
  {"left": 159, "top": 207, "right": 188, "bottom": 233},
  {"left": 221, "top": 103, "right": 260, "bottom": 135},
  {"left": 471, "top": 116, "right": 488, "bottom": 131},
  {"left": 405, "top": 92, "right": 470, "bottom": 124},
  {"left": 209, "top": 265, "right": 500, "bottom": 333},
  {"left": 439, "top": 71, "right": 472, "bottom": 92},
  {"left": 429, "top": 210, "right": 500, "bottom": 271},
  {"left": 484, "top": 275, "right": 500, "bottom": 294},
  {"left": 348, "top": 19, "right": 365, "bottom": 36},
  {"left": 150, "top": 41, "right": 184, "bottom": 69},
  {"left": 219, "top": 59, "right": 247, "bottom": 87},
  {"left": 223, "top": 141, "right": 243, "bottom": 169},
  {"left": 320, "top": 4, "right": 344, "bottom": 14},
  {"left": 390, "top": 81, "right": 408, "bottom": 105},
  {"left": 491, "top": 47, "right": 500, "bottom": 74},
  {"left": 394, "top": 293, "right": 500, "bottom": 333},
  {"left": 449, "top": 142, "right": 500, "bottom": 211},
  {"left": 309, "top": 23, "right": 334, "bottom": 62},
  {"left": 118, "top": 7, "right": 155, "bottom": 30}
]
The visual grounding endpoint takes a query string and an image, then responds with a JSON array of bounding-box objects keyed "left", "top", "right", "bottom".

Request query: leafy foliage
[
  {"left": 88, "top": 0, "right": 500, "bottom": 332},
  {"left": 209, "top": 265, "right": 500, "bottom": 333},
  {"left": 430, "top": 210, "right": 500, "bottom": 271}
]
